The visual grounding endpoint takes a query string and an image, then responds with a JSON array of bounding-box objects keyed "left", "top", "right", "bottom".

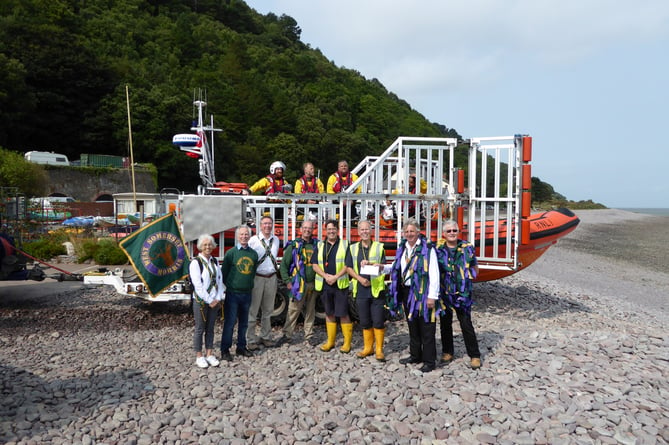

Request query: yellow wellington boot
[
  {"left": 320, "top": 321, "right": 338, "bottom": 352},
  {"left": 374, "top": 328, "right": 386, "bottom": 362},
  {"left": 356, "top": 328, "right": 374, "bottom": 358},
  {"left": 340, "top": 323, "right": 353, "bottom": 353}
]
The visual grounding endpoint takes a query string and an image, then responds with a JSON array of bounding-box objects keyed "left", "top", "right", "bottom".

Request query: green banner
[{"left": 119, "top": 213, "right": 190, "bottom": 296}]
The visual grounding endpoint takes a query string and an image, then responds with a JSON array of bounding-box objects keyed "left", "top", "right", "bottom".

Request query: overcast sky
[{"left": 246, "top": 0, "right": 669, "bottom": 208}]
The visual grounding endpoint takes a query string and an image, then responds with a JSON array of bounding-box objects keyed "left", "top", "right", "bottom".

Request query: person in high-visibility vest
[
  {"left": 326, "top": 160, "right": 360, "bottom": 194},
  {"left": 326, "top": 160, "right": 361, "bottom": 220},
  {"left": 404, "top": 174, "right": 427, "bottom": 219},
  {"left": 311, "top": 219, "right": 352, "bottom": 353},
  {"left": 248, "top": 161, "right": 288, "bottom": 195},
  {"left": 345, "top": 220, "right": 387, "bottom": 361},
  {"left": 391, "top": 173, "right": 428, "bottom": 221}
]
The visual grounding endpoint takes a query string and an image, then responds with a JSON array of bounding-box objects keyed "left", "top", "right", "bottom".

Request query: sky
[{"left": 245, "top": 0, "right": 669, "bottom": 208}]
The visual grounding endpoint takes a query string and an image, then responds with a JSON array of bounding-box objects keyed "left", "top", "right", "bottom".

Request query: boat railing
[
  {"left": 348, "top": 137, "right": 458, "bottom": 200},
  {"left": 180, "top": 134, "right": 530, "bottom": 274},
  {"left": 240, "top": 192, "right": 455, "bottom": 261},
  {"left": 467, "top": 135, "right": 529, "bottom": 271}
]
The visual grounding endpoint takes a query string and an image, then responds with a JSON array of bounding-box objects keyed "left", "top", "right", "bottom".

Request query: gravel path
[{"left": 1, "top": 209, "right": 668, "bottom": 444}]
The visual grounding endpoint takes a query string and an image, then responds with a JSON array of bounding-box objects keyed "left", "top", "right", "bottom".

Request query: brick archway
[{"left": 95, "top": 193, "right": 114, "bottom": 202}]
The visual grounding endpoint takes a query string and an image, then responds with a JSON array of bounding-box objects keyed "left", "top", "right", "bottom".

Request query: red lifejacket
[
  {"left": 332, "top": 172, "right": 352, "bottom": 193},
  {"left": 265, "top": 175, "right": 285, "bottom": 194},
  {"left": 299, "top": 175, "right": 319, "bottom": 193}
]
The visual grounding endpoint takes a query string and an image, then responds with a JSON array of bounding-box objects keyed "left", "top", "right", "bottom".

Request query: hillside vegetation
[{"left": 0, "top": 0, "right": 590, "bottom": 206}]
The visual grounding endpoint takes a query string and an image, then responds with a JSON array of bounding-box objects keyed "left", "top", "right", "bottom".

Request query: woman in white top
[{"left": 190, "top": 234, "right": 225, "bottom": 368}]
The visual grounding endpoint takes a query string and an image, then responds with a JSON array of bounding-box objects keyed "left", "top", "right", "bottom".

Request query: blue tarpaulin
[{"left": 62, "top": 216, "right": 95, "bottom": 227}]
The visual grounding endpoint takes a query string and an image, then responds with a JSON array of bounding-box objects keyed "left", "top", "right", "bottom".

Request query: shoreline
[
  {"left": 614, "top": 207, "right": 669, "bottom": 216},
  {"left": 516, "top": 208, "right": 669, "bottom": 319}
]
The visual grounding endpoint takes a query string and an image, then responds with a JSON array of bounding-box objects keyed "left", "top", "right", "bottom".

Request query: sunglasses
[{"left": 445, "top": 229, "right": 458, "bottom": 233}]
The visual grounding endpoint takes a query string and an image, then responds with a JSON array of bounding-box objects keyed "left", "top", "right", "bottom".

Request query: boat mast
[
  {"left": 190, "top": 90, "right": 222, "bottom": 195},
  {"left": 125, "top": 85, "right": 137, "bottom": 210}
]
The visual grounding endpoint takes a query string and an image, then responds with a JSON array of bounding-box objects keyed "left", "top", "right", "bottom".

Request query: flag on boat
[
  {"left": 119, "top": 213, "right": 190, "bottom": 296},
  {"left": 196, "top": 130, "right": 204, "bottom": 148}
]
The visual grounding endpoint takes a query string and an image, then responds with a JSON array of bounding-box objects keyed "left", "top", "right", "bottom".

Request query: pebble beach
[{"left": 1, "top": 209, "right": 668, "bottom": 444}]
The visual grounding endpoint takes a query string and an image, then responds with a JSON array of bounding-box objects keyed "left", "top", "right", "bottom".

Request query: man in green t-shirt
[{"left": 220, "top": 225, "right": 258, "bottom": 361}]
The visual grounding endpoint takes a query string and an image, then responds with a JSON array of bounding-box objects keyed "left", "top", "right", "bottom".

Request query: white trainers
[
  {"left": 196, "top": 356, "right": 209, "bottom": 368},
  {"left": 205, "top": 355, "right": 220, "bottom": 367}
]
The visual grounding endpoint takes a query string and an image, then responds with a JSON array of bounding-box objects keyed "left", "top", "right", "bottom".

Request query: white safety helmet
[{"left": 270, "top": 161, "right": 286, "bottom": 174}]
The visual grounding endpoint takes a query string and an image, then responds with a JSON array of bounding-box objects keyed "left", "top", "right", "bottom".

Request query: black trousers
[
  {"left": 356, "top": 295, "right": 386, "bottom": 329},
  {"left": 440, "top": 306, "right": 480, "bottom": 358},
  {"left": 400, "top": 287, "right": 436, "bottom": 367}
]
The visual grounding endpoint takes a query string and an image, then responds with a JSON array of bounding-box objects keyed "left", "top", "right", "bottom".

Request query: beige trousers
[{"left": 282, "top": 281, "right": 317, "bottom": 339}]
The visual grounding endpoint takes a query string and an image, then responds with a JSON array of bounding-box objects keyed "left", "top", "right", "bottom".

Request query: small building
[{"left": 113, "top": 192, "right": 179, "bottom": 222}]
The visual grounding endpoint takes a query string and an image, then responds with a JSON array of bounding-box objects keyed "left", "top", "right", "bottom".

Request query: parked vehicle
[
  {"left": 24, "top": 151, "right": 69, "bottom": 166},
  {"left": 32, "top": 196, "right": 75, "bottom": 203}
]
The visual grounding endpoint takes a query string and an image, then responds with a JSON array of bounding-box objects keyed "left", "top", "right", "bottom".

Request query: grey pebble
[{"left": 1, "top": 263, "right": 668, "bottom": 444}]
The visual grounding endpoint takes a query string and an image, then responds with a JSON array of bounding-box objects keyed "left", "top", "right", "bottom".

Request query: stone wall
[{"left": 45, "top": 167, "right": 156, "bottom": 201}]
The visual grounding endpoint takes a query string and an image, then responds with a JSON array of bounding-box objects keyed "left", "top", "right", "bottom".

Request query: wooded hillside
[{"left": 1, "top": 0, "right": 564, "bottom": 202}]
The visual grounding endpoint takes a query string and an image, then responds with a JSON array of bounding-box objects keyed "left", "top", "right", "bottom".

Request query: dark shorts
[{"left": 321, "top": 286, "right": 349, "bottom": 318}]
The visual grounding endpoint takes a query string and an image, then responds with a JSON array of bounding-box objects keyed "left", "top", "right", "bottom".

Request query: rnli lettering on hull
[{"left": 532, "top": 219, "right": 555, "bottom": 230}]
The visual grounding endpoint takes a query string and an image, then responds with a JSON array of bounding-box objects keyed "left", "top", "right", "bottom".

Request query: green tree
[
  {"left": 267, "top": 132, "right": 302, "bottom": 182},
  {"left": 0, "top": 54, "right": 34, "bottom": 147},
  {"left": 0, "top": 147, "right": 48, "bottom": 196},
  {"left": 531, "top": 177, "right": 555, "bottom": 202},
  {"left": 0, "top": 0, "right": 566, "bottom": 202}
]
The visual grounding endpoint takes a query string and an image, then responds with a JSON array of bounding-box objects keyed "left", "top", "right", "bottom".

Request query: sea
[{"left": 617, "top": 208, "right": 669, "bottom": 216}]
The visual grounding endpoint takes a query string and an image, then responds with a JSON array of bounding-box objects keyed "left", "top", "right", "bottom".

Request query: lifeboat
[
  {"left": 214, "top": 207, "right": 579, "bottom": 282},
  {"left": 173, "top": 98, "right": 579, "bottom": 287}
]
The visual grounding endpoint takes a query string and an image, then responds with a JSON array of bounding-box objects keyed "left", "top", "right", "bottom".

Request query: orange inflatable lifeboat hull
[
  {"left": 472, "top": 208, "right": 580, "bottom": 281},
  {"left": 214, "top": 208, "right": 579, "bottom": 283}
]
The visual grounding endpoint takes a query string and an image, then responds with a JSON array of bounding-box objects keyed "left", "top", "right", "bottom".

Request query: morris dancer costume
[
  {"left": 436, "top": 237, "right": 481, "bottom": 366},
  {"left": 436, "top": 239, "right": 477, "bottom": 313},
  {"left": 388, "top": 234, "right": 440, "bottom": 370},
  {"left": 280, "top": 235, "right": 318, "bottom": 341},
  {"left": 389, "top": 237, "right": 440, "bottom": 321}
]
